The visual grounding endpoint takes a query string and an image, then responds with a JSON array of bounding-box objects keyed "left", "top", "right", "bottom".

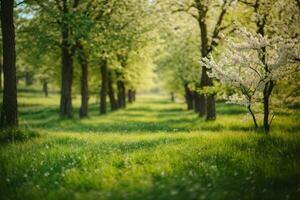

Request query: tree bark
[
  {"left": 121, "top": 81, "right": 126, "bottom": 108},
  {"left": 42, "top": 80, "right": 48, "bottom": 97},
  {"left": 25, "top": 71, "right": 33, "bottom": 86},
  {"left": 128, "top": 89, "right": 134, "bottom": 103},
  {"left": 263, "top": 81, "right": 274, "bottom": 132},
  {"left": 0, "top": 56, "right": 2, "bottom": 91},
  {"left": 0, "top": 0, "right": 18, "bottom": 127},
  {"left": 108, "top": 71, "right": 118, "bottom": 111},
  {"left": 170, "top": 92, "right": 175, "bottom": 102},
  {"left": 59, "top": 36, "right": 74, "bottom": 118},
  {"left": 184, "top": 83, "right": 194, "bottom": 110},
  {"left": 194, "top": 91, "right": 201, "bottom": 112},
  {"left": 202, "top": 68, "right": 215, "bottom": 120},
  {"left": 254, "top": 1, "right": 273, "bottom": 133},
  {"left": 132, "top": 90, "right": 136, "bottom": 102},
  {"left": 117, "top": 80, "right": 126, "bottom": 108},
  {"left": 59, "top": 3, "right": 74, "bottom": 118},
  {"left": 198, "top": 94, "right": 206, "bottom": 117},
  {"left": 78, "top": 43, "right": 89, "bottom": 118},
  {"left": 196, "top": 1, "right": 216, "bottom": 120},
  {"left": 100, "top": 59, "right": 108, "bottom": 114},
  {"left": 206, "top": 95, "right": 216, "bottom": 120},
  {"left": 247, "top": 104, "right": 258, "bottom": 130},
  {"left": 200, "top": 27, "right": 213, "bottom": 116}
]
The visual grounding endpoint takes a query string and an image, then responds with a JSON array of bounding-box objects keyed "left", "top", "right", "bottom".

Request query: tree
[
  {"left": 25, "top": 0, "right": 94, "bottom": 118},
  {"left": 154, "top": 17, "right": 200, "bottom": 111},
  {"left": 168, "top": 0, "right": 235, "bottom": 119},
  {"left": 235, "top": 0, "right": 300, "bottom": 131},
  {"left": 0, "top": 0, "right": 18, "bottom": 127},
  {"left": 201, "top": 28, "right": 299, "bottom": 132},
  {"left": 92, "top": 0, "right": 153, "bottom": 111},
  {"left": 77, "top": 42, "right": 89, "bottom": 118},
  {"left": 107, "top": 70, "right": 118, "bottom": 111},
  {"left": 100, "top": 58, "right": 108, "bottom": 114}
]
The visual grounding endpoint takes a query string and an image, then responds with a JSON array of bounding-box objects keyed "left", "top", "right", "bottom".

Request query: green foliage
[{"left": 154, "top": 12, "right": 200, "bottom": 95}]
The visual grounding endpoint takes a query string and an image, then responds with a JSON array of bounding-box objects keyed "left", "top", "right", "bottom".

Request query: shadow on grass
[
  {"left": 216, "top": 103, "right": 248, "bottom": 115},
  {"left": 18, "top": 95, "right": 300, "bottom": 134}
]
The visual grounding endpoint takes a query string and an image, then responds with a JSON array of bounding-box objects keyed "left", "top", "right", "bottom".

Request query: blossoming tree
[{"left": 201, "top": 28, "right": 299, "bottom": 132}]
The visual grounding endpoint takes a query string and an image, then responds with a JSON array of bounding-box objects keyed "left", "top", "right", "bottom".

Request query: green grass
[{"left": 1, "top": 92, "right": 300, "bottom": 200}]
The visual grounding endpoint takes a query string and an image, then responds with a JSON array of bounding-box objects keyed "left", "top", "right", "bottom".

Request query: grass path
[{"left": 1, "top": 93, "right": 300, "bottom": 200}]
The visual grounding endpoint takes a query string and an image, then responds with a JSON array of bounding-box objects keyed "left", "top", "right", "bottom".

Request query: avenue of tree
[{"left": 0, "top": 0, "right": 299, "bottom": 132}]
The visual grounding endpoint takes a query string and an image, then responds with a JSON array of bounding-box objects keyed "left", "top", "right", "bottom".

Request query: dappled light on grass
[
  {"left": 0, "top": 93, "right": 300, "bottom": 200},
  {"left": 17, "top": 94, "right": 253, "bottom": 134}
]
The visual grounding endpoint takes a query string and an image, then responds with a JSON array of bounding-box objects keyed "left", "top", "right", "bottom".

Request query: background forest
[{"left": 0, "top": 0, "right": 300, "bottom": 200}]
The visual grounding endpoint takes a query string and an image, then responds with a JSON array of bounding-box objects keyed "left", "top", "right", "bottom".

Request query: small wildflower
[{"left": 44, "top": 172, "right": 50, "bottom": 177}]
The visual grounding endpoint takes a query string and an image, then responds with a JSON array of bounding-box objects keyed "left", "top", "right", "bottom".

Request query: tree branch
[{"left": 207, "top": 0, "right": 234, "bottom": 53}]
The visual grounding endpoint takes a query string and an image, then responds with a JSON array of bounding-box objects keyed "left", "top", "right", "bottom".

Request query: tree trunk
[
  {"left": 197, "top": 4, "right": 216, "bottom": 120},
  {"left": 0, "top": 0, "right": 18, "bottom": 127},
  {"left": 117, "top": 80, "right": 126, "bottom": 108},
  {"left": 247, "top": 104, "right": 258, "bottom": 130},
  {"left": 59, "top": 11, "right": 74, "bottom": 118},
  {"left": 132, "top": 90, "right": 136, "bottom": 102},
  {"left": 0, "top": 57, "right": 2, "bottom": 91},
  {"left": 199, "top": 68, "right": 208, "bottom": 117},
  {"left": 253, "top": 3, "right": 272, "bottom": 132},
  {"left": 100, "top": 59, "right": 108, "bottom": 114},
  {"left": 194, "top": 91, "right": 201, "bottom": 112},
  {"left": 198, "top": 94, "right": 206, "bottom": 117},
  {"left": 170, "top": 92, "right": 175, "bottom": 102},
  {"left": 206, "top": 95, "right": 216, "bottom": 120},
  {"left": 43, "top": 80, "right": 48, "bottom": 97},
  {"left": 204, "top": 69, "right": 216, "bottom": 120},
  {"left": 25, "top": 71, "right": 33, "bottom": 86},
  {"left": 263, "top": 81, "right": 274, "bottom": 133},
  {"left": 128, "top": 89, "right": 133, "bottom": 103},
  {"left": 199, "top": 66, "right": 216, "bottom": 119},
  {"left": 184, "top": 83, "right": 194, "bottom": 110},
  {"left": 108, "top": 71, "right": 118, "bottom": 111},
  {"left": 78, "top": 44, "right": 88, "bottom": 118},
  {"left": 122, "top": 83, "right": 126, "bottom": 108},
  {"left": 59, "top": 43, "right": 74, "bottom": 118}
]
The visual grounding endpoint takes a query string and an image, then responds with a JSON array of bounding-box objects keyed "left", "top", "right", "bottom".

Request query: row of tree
[
  {"left": 0, "top": 0, "right": 156, "bottom": 127},
  {"left": 0, "top": 0, "right": 299, "bottom": 133},
  {"left": 155, "top": 0, "right": 299, "bottom": 132}
]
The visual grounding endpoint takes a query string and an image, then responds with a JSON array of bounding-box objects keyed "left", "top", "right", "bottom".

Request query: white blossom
[{"left": 201, "top": 28, "right": 299, "bottom": 107}]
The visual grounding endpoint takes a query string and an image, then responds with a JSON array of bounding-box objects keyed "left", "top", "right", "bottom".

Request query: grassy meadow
[{"left": 0, "top": 91, "right": 300, "bottom": 200}]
